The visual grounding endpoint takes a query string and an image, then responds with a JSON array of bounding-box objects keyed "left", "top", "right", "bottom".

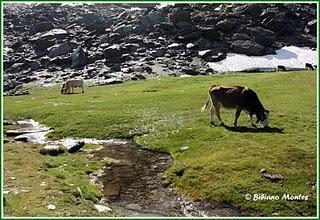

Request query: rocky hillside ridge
[{"left": 3, "top": 3, "right": 317, "bottom": 92}]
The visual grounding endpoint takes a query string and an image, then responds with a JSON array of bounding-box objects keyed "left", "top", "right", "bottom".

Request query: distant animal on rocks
[
  {"left": 305, "top": 63, "right": 315, "bottom": 71},
  {"left": 202, "top": 85, "right": 270, "bottom": 128},
  {"left": 277, "top": 65, "right": 286, "bottom": 71},
  {"left": 61, "top": 79, "right": 84, "bottom": 94}
]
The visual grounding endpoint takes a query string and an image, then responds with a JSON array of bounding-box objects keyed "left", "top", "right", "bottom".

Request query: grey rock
[
  {"left": 40, "top": 145, "right": 65, "bottom": 156},
  {"left": 29, "top": 22, "right": 54, "bottom": 35},
  {"left": 181, "top": 67, "right": 199, "bottom": 75},
  {"left": 250, "top": 27, "right": 275, "bottom": 46},
  {"left": 216, "top": 19, "right": 237, "bottom": 32},
  {"left": 231, "top": 40, "right": 265, "bottom": 56},
  {"left": 71, "top": 46, "right": 88, "bottom": 68},
  {"left": 48, "top": 42, "right": 77, "bottom": 58}
]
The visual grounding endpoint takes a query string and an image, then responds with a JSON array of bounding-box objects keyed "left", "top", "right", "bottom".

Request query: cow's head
[
  {"left": 61, "top": 83, "right": 66, "bottom": 94},
  {"left": 256, "top": 110, "right": 270, "bottom": 128}
]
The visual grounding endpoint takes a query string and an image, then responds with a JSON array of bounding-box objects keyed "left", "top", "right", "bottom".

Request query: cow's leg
[
  {"left": 82, "top": 85, "right": 84, "bottom": 93},
  {"left": 214, "top": 105, "right": 224, "bottom": 126},
  {"left": 249, "top": 113, "right": 257, "bottom": 127},
  {"left": 210, "top": 106, "right": 215, "bottom": 125},
  {"left": 234, "top": 108, "right": 241, "bottom": 127}
]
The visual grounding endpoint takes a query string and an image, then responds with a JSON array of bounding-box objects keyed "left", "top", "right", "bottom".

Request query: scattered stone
[
  {"left": 94, "top": 204, "right": 112, "bottom": 213},
  {"left": 180, "top": 146, "right": 189, "bottom": 152},
  {"left": 67, "top": 141, "right": 85, "bottom": 153},
  {"left": 40, "top": 145, "right": 65, "bottom": 156},
  {"left": 262, "top": 172, "right": 284, "bottom": 182},
  {"left": 259, "top": 168, "right": 266, "bottom": 173},
  {"left": 47, "top": 204, "right": 56, "bottom": 210},
  {"left": 14, "top": 135, "right": 29, "bottom": 142}
]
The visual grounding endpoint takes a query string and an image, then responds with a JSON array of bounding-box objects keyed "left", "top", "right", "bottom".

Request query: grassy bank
[
  {"left": 3, "top": 142, "right": 113, "bottom": 217},
  {"left": 3, "top": 71, "right": 317, "bottom": 216}
]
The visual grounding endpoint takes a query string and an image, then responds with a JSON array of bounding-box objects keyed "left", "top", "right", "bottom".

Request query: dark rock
[
  {"left": 9, "top": 63, "right": 29, "bottom": 73},
  {"left": 26, "top": 60, "right": 41, "bottom": 71},
  {"left": 14, "top": 135, "right": 29, "bottom": 142},
  {"left": 231, "top": 40, "right": 265, "bottom": 56},
  {"left": 29, "top": 22, "right": 54, "bottom": 35},
  {"left": 231, "top": 33, "right": 251, "bottom": 41},
  {"left": 250, "top": 27, "right": 275, "bottom": 46},
  {"left": 278, "top": 23, "right": 296, "bottom": 36},
  {"left": 48, "top": 42, "right": 77, "bottom": 58},
  {"left": 200, "top": 27, "right": 221, "bottom": 41},
  {"left": 306, "top": 19, "right": 316, "bottom": 35},
  {"left": 71, "top": 46, "right": 88, "bottom": 68},
  {"left": 216, "top": 18, "right": 237, "bottom": 33},
  {"left": 181, "top": 67, "right": 199, "bottom": 75},
  {"left": 242, "top": 4, "right": 263, "bottom": 17},
  {"left": 104, "top": 44, "right": 127, "bottom": 60},
  {"left": 131, "top": 74, "right": 146, "bottom": 81},
  {"left": 40, "top": 145, "right": 65, "bottom": 156},
  {"left": 169, "top": 11, "right": 191, "bottom": 25},
  {"left": 68, "top": 141, "right": 85, "bottom": 153},
  {"left": 262, "top": 17, "right": 286, "bottom": 32},
  {"left": 40, "top": 29, "right": 68, "bottom": 39}
]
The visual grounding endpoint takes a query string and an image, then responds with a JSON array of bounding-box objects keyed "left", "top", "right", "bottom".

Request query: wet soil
[{"left": 91, "top": 140, "right": 245, "bottom": 217}]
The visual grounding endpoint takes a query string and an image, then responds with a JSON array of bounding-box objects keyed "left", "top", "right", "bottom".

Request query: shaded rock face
[{"left": 3, "top": 3, "right": 316, "bottom": 91}]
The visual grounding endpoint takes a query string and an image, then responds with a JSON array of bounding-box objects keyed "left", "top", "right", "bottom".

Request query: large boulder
[
  {"left": 169, "top": 11, "right": 192, "bottom": 25},
  {"left": 230, "top": 40, "right": 265, "bottom": 56},
  {"left": 262, "top": 17, "right": 286, "bottom": 32},
  {"left": 103, "top": 44, "right": 128, "bottom": 60},
  {"left": 231, "top": 33, "right": 251, "bottom": 41},
  {"left": 29, "top": 22, "right": 54, "bottom": 35},
  {"left": 200, "top": 27, "right": 221, "bottom": 41},
  {"left": 242, "top": 4, "right": 263, "bottom": 17},
  {"left": 31, "top": 38, "right": 55, "bottom": 51},
  {"left": 216, "top": 18, "right": 237, "bottom": 33},
  {"left": 40, "top": 145, "right": 65, "bottom": 156},
  {"left": 71, "top": 46, "right": 88, "bottom": 68},
  {"left": 48, "top": 42, "right": 77, "bottom": 58},
  {"left": 250, "top": 27, "right": 275, "bottom": 46}
]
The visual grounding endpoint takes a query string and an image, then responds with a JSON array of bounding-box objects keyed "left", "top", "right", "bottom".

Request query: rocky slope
[{"left": 3, "top": 3, "right": 317, "bottom": 92}]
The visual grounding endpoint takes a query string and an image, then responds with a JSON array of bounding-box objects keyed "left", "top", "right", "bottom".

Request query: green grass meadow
[{"left": 3, "top": 71, "right": 317, "bottom": 216}]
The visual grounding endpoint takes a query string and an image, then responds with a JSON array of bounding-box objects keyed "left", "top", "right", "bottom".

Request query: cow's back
[
  {"left": 210, "top": 86, "right": 245, "bottom": 108},
  {"left": 67, "top": 79, "right": 83, "bottom": 87}
]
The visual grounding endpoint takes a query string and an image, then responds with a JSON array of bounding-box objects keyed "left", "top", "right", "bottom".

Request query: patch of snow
[{"left": 208, "top": 46, "right": 317, "bottom": 72}]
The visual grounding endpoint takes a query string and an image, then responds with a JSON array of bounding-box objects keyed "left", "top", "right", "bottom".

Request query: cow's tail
[{"left": 201, "top": 95, "right": 212, "bottom": 112}]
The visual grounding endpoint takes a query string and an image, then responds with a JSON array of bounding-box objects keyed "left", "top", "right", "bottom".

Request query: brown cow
[
  {"left": 61, "top": 79, "right": 84, "bottom": 94},
  {"left": 202, "top": 85, "right": 270, "bottom": 128}
]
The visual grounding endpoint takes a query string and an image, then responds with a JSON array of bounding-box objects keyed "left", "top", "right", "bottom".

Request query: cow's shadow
[{"left": 222, "top": 125, "right": 285, "bottom": 133}]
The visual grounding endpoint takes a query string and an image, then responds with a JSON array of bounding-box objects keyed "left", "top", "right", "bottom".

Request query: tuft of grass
[{"left": 4, "top": 71, "right": 317, "bottom": 216}]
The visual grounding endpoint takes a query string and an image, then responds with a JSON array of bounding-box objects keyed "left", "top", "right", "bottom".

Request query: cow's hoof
[
  {"left": 251, "top": 124, "right": 257, "bottom": 128},
  {"left": 219, "top": 122, "right": 224, "bottom": 126},
  {"left": 210, "top": 121, "right": 215, "bottom": 126},
  {"left": 233, "top": 124, "right": 238, "bottom": 127}
]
